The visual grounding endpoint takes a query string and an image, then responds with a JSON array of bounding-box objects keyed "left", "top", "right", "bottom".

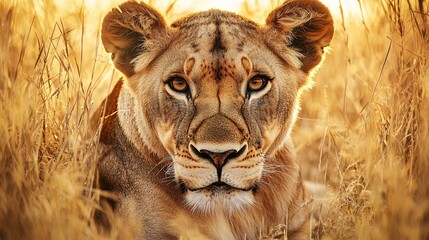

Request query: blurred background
[{"left": 0, "top": 0, "right": 428, "bottom": 239}]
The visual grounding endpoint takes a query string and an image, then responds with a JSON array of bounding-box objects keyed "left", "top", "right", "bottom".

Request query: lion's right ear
[
  {"left": 266, "top": 0, "right": 334, "bottom": 73},
  {"left": 101, "top": 1, "right": 166, "bottom": 77}
]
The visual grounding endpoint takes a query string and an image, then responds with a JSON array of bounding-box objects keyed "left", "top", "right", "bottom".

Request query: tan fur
[{"left": 95, "top": 0, "right": 333, "bottom": 239}]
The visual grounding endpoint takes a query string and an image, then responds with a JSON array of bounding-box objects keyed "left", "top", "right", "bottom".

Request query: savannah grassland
[{"left": 0, "top": 0, "right": 428, "bottom": 239}]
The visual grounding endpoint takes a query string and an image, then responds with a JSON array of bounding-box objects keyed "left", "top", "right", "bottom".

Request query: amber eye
[
  {"left": 167, "top": 77, "right": 189, "bottom": 93},
  {"left": 247, "top": 76, "right": 269, "bottom": 92}
]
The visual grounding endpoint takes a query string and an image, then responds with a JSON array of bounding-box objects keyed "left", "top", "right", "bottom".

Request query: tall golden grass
[{"left": 0, "top": 0, "right": 428, "bottom": 239}]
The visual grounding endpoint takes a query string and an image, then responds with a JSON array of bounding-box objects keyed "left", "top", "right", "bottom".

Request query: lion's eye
[
  {"left": 167, "top": 77, "right": 189, "bottom": 93},
  {"left": 247, "top": 76, "right": 269, "bottom": 92}
]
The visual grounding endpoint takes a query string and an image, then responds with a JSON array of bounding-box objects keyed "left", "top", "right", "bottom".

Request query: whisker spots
[{"left": 176, "top": 162, "right": 209, "bottom": 169}]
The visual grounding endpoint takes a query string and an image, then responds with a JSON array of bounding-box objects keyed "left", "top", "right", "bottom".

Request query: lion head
[{"left": 101, "top": 0, "right": 333, "bottom": 213}]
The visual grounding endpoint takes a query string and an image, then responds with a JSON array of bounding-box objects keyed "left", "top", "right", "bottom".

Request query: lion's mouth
[{"left": 180, "top": 180, "right": 256, "bottom": 192}]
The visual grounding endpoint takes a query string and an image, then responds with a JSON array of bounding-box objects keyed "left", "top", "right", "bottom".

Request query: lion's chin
[{"left": 184, "top": 187, "right": 255, "bottom": 214}]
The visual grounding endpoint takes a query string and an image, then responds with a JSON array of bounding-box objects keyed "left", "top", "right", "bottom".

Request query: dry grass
[{"left": 0, "top": 0, "right": 428, "bottom": 239}]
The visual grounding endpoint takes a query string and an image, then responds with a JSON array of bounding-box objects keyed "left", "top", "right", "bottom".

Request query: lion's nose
[{"left": 190, "top": 144, "right": 247, "bottom": 169}]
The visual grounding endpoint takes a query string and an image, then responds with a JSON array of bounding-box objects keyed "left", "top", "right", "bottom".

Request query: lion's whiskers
[{"left": 149, "top": 155, "right": 173, "bottom": 176}]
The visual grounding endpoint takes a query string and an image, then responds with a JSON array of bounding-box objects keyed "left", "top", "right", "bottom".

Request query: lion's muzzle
[
  {"left": 188, "top": 112, "right": 249, "bottom": 185},
  {"left": 173, "top": 113, "right": 261, "bottom": 212}
]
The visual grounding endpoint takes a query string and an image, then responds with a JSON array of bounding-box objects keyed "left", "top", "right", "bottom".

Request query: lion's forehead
[
  {"left": 173, "top": 10, "right": 260, "bottom": 55},
  {"left": 188, "top": 57, "right": 240, "bottom": 84},
  {"left": 172, "top": 9, "right": 258, "bottom": 32}
]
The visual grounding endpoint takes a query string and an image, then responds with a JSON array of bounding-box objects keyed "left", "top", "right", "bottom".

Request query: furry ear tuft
[
  {"left": 101, "top": 1, "right": 166, "bottom": 76},
  {"left": 266, "top": 0, "right": 334, "bottom": 73}
]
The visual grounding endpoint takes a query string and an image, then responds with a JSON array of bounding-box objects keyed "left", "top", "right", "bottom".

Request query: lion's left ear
[
  {"left": 266, "top": 0, "right": 334, "bottom": 73},
  {"left": 101, "top": 1, "right": 167, "bottom": 77}
]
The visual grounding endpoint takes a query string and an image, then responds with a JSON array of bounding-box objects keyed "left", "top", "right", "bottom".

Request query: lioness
[{"left": 95, "top": 0, "right": 333, "bottom": 239}]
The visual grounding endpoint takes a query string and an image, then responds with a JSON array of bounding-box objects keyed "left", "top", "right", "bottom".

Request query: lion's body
[{"left": 95, "top": 1, "right": 333, "bottom": 239}]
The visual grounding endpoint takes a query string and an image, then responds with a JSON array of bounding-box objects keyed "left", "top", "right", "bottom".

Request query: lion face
[{"left": 101, "top": 1, "right": 333, "bottom": 213}]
